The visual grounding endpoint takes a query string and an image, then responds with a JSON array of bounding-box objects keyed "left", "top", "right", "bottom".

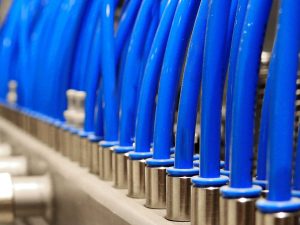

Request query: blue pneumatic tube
[
  {"left": 151, "top": 0, "right": 200, "bottom": 166},
  {"left": 100, "top": 0, "right": 119, "bottom": 143},
  {"left": 293, "top": 126, "right": 300, "bottom": 196},
  {"left": 221, "top": 0, "right": 272, "bottom": 198},
  {"left": 115, "top": 0, "right": 142, "bottom": 64},
  {"left": 130, "top": 0, "right": 179, "bottom": 159},
  {"left": 197, "top": 0, "right": 231, "bottom": 180},
  {"left": 224, "top": 0, "right": 249, "bottom": 172},
  {"left": 119, "top": 0, "right": 160, "bottom": 147},
  {"left": 257, "top": 0, "right": 300, "bottom": 213},
  {"left": 168, "top": 0, "right": 209, "bottom": 171}
]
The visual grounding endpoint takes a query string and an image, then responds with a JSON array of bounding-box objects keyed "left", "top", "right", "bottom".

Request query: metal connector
[
  {"left": 127, "top": 159, "right": 146, "bottom": 198},
  {"left": 220, "top": 197, "right": 257, "bottom": 225},
  {"left": 145, "top": 166, "right": 167, "bottom": 209},
  {"left": 79, "top": 137, "right": 89, "bottom": 168},
  {"left": 90, "top": 142, "right": 99, "bottom": 174},
  {"left": 165, "top": 175, "right": 192, "bottom": 222},
  {"left": 0, "top": 156, "right": 28, "bottom": 176},
  {"left": 191, "top": 185, "right": 222, "bottom": 225},
  {"left": 99, "top": 146, "right": 113, "bottom": 181},
  {"left": 256, "top": 211, "right": 299, "bottom": 225},
  {"left": 112, "top": 152, "right": 129, "bottom": 189},
  {"left": 0, "top": 143, "right": 12, "bottom": 157}
]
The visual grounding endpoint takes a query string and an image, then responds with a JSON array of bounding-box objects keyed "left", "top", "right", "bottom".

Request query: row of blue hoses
[{"left": 1, "top": 0, "right": 300, "bottom": 213}]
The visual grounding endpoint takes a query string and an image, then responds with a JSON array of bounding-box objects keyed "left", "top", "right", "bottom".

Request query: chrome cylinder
[
  {"left": 99, "top": 147, "right": 113, "bottom": 181},
  {"left": 53, "top": 125, "right": 60, "bottom": 151},
  {"left": 220, "top": 197, "right": 257, "bottom": 225},
  {"left": 0, "top": 156, "right": 28, "bottom": 176},
  {"left": 145, "top": 166, "right": 167, "bottom": 209},
  {"left": 256, "top": 211, "right": 299, "bottom": 225},
  {"left": 90, "top": 142, "right": 99, "bottom": 174},
  {"left": 79, "top": 137, "right": 89, "bottom": 168},
  {"left": 112, "top": 152, "right": 128, "bottom": 189},
  {"left": 165, "top": 175, "right": 192, "bottom": 222},
  {"left": 0, "top": 173, "right": 14, "bottom": 223},
  {"left": 191, "top": 185, "right": 221, "bottom": 225},
  {"left": 48, "top": 123, "right": 56, "bottom": 148},
  {"left": 127, "top": 159, "right": 146, "bottom": 198},
  {"left": 71, "top": 134, "right": 80, "bottom": 162}
]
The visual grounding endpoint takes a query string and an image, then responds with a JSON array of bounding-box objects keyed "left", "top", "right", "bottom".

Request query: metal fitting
[
  {"left": 79, "top": 137, "right": 89, "bottom": 168},
  {"left": 127, "top": 159, "right": 146, "bottom": 198},
  {"left": 99, "top": 147, "right": 113, "bottom": 181},
  {"left": 165, "top": 175, "right": 192, "bottom": 221},
  {"left": 0, "top": 173, "right": 53, "bottom": 223},
  {"left": 0, "top": 143, "right": 12, "bottom": 157},
  {"left": 112, "top": 152, "right": 129, "bottom": 189},
  {"left": 90, "top": 142, "right": 99, "bottom": 174},
  {"left": 256, "top": 211, "right": 299, "bottom": 225},
  {"left": 0, "top": 156, "right": 27, "bottom": 176},
  {"left": 71, "top": 133, "right": 80, "bottom": 162},
  {"left": 220, "top": 197, "right": 257, "bottom": 225},
  {"left": 191, "top": 185, "right": 221, "bottom": 225},
  {"left": 145, "top": 166, "right": 167, "bottom": 209}
]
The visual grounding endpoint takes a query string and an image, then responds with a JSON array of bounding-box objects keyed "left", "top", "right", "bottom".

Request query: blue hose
[
  {"left": 130, "top": 0, "right": 179, "bottom": 158},
  {"left": 224, "top": 0, "right": 249, "bottom": 172},
  {"left": 198, "top": 0, "right": 231, "bottom": 179},
  {"left": 257, "top": 0, "right": 300, "bottom": 213},
  {"left": 119, "top": 0, "right": 160, "bottom": 147},
  {"left": 293, "top": 126, "right": 300, "bottom": 194},
  {"left": 221, "top": 0, "right": 272, "bottom": 198},
  {"left": 167, "top": 0, "right": 209, "bottom": 171},
  {"left": 151, "top": 0, "right": 200, "bottom": 168}
]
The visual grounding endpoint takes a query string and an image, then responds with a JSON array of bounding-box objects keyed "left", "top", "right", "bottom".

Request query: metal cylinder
[
  {"left": 0, "top": 143, "right": 12, "bottom": 157},
  {"left": 79, "top": 137, "right": 89, "bottom": 168},
  {"left": 99, "top": 147, "right": 113, "bottom": 181},
  {"left": 191, "top": 185, "right": 221, "bottom": 225},
  {"left": 112, "top": 152, "right": 128, "bottom": 189},
  {"left": 165, "top": 175, "right": 192, "bottom": 222},
  {"left": 71, "top": 133, "right": 80, "bottom": 162},
  {"left": 0, "top": 156, "right": 28, "bottom": 176},
  {"left": 0, "top": 173, "right": 14, "bottom": 223},
  {"left": 90, "top": 142, "right": 99, "bottom": 174},
  {"left": 145, "top": 166, "right": 167, "bottom": 209},
  {"left": 256, "top": 211, "right": 299, "bottom": 225},
  {"left": 220, "top": 197, "right": 257, "bottom": 225},
  {"left": 127, "top": 159, "right": 146, "bottom": 198},
  {"left": 0, "top": 173, "right": 52, "bottom": 223}
]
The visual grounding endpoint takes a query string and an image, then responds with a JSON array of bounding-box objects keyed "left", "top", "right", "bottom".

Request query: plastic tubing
[
  {"left": 0, "top": 0, "right": 22, "bottom": 99},
  {"left": 100, "top": 0, "right": 119, "bottom": 142},
  {"left": 265, "top": 0, "right": 300, "bottom": 202},
  {"left": 224, "top": 0, "right": 249, "bottom": 172},
  {"left": 197, "top": 0, "right": 231, "bottom": 179},
  {"left": 294, "top": 126, "right": 300, "bottom": 193},
  {"left": 119, "top": 0, "right": 160, "bottom": 147},
  {"left": 152, "top": 0, "right": 200, "bottom": 165},
  {"left": 227, "top": 0, "right": 273, "bottom": 189},
  {"left": 115, "top": 0, "right": 142, "bottom": 64},
  {"left": 132, "top": 0, "right": 179, "bottom": 157},
  {"left": 83, "top": 14, "right": 103, "bottom": 133},
  {"left": 70, "top": 0, "right": 102, "bottom": 91},
  {"left": 168, "top": 0, "right": 209, "bottom": 171}
]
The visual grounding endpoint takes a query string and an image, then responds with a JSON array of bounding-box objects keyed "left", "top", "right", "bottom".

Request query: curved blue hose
[
  {"left": 93, "top": 82, "right": 104, "bottom": 139},
  {"left": 134, "top": 0, "right": 179, "bottom": 156},
  {"left": 294, "top": 126, "right": 300, "bottom": 191},
  {"left": 228, "top": 0, "right": 273, "bottom": 189},
  {"left": 224, "top": 0, "right": 249, "bottom": 172},
  {"left": 119, "top": 0, "right": 160, "bottom": 147},
  {"left": 153, "top": 0, "right": 200, "bottom": 164},
  {"left": 100, "top": 0, "right": 119, "bottom": 142},
  {"left": 83, "top": 15, "right": 103, "bottom": 133},
  {"left": 70, "top": 0, "right": 102, "bottom": 91},
  {"left": 266, "top": 0, "right": 300, "bottom": 202},
  {"left": 115, "top": 0, "right": 142, "bottom": 64},
  {"left": 171, "top": 0, "right": 209, "bottom": 170},
  {"left": 199, "top": 0, "right": 231, "bottom": 178}
]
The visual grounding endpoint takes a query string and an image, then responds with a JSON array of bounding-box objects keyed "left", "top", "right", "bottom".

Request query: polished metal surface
[
  {"left": 112, "top": 152, "right": 128, "bottom": 189},
  {"left": 127, "top": 159, "right": 146, "bottom": 199},
  {"left": 64, "top": 131, "right": 72, "bottom": 157},
  {"left": 12, "top": 174, "right": 53, "bottom": 221},
  {"left": 0, "top": 156, "right": 28, "bottom": 176},
  {"left": 165, "top": 175, "right": 192, "bottom": 222},
  {"left": 145, "top": 166, "right": 167, "bottom": 209},
  {"left": 71, "top": 134, "right": 80, "bottom": 163},
  {"left": 256, "top": 211, "right": 299, "bottom": 225},
  {"left": 0, "top": 143, "right": 12, "bottom": 157},
  {"left": 80, "top": 137, "right": 89, "bottom": 168},
  {"left": 90, "top": 142, "right": 99, "bottom": 174},
  {"left": 0, "top": 173, "right": 14, "bottom": 223},
  {"left": 191, "top": 185, "right": 221, "bottom": 225},
  {"left": 220, "top": 197, "right": 257, "bottom": 225},
  {"left": 99, "top": 147, "right": 113, "bottom": 181}
]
